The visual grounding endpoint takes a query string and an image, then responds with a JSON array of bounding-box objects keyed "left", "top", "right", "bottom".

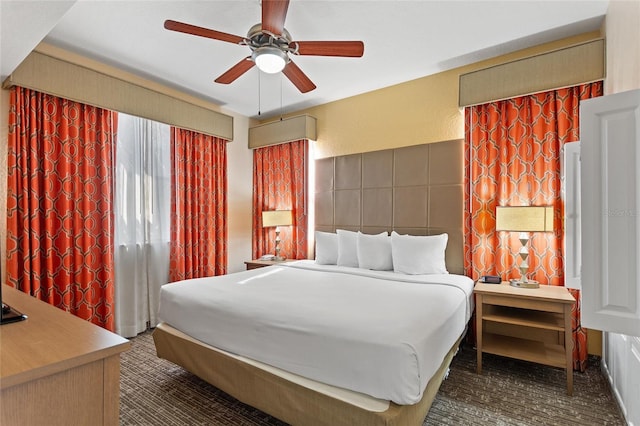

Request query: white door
[{"left": 580, "top": 88, "right": 640, "bottom": 337}]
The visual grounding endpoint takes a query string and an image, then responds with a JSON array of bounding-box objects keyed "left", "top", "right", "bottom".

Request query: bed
[
  {"left": 153, "top": 260, "right": 473, "bottom": 425},
  {"left": 153, "top": 140, "right": 468, "bottom": 425}
]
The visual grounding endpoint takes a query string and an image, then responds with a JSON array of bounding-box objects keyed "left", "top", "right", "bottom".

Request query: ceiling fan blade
[
  {"left": 164, "top": 19, "right": 244, "bottom": 44},
  {"left": 214, "top": 58, "right": 255, "bottom": 84},
  {"left": 282, "top": 60, "right": 316, "bottom": 93},
  {"left": 262, "top": 0, "right": 289, "bottom": 36},
  {"left": 292, "top": 41, "right": 365, "bottom": 57}
]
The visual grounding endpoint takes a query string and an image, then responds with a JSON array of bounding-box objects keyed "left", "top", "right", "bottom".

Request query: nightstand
[
  {"left": 244, "top": 259, "right": 294, "bottom": 270},
  {"left": 474, "top": 281, "right": 576, "bottom": 395}
]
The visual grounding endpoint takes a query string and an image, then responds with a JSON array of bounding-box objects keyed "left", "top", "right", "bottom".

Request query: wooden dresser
[{"left": 1, "top": 285, "right": 130, "bottom": 426}]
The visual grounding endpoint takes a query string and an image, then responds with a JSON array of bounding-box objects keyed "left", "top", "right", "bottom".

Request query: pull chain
[
  {"left": 258, "top": 71, "right": 261, "bottom": 116},
  {"left": 280, "top": 74, "right": 283, "bottom": 121}
]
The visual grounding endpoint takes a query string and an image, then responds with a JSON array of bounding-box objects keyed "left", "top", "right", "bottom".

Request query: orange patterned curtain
[
  {"left": 169, "top": 127, "right": 227, "bottom": 281},
  {"left": 252, "top": 140, "right": 308, "bottom": 260},
  {"left": 6, "top": 86, "right": 117, "bottom": 331},
  {"left": 464, "top": 82, "right": 602, "bottom": 371}
]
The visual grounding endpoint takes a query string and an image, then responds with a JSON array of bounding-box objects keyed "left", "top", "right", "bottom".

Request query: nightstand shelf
[
  {"left": 482, "top": 334, "right": 567, "bottom": 369},
  {"left": 475, "top": 281, "right": 576, "bottom": 395},
  {"left": 483, "top": 305, "right": 565, "bottom": 331}
]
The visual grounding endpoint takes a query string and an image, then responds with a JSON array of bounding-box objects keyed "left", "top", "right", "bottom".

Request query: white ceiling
[{"left": 1, "top": 1, "right": 609, "bottom": 119}]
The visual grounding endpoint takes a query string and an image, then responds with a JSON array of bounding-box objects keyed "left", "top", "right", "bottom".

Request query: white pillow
[
  {"left": 357, "top": 231, "right": 393, "bottom": 271},
  {"left": 337, "top": 229, "right": 359, "bottom": 267},
  {"left": 391, "top": 231, "right": 448, "bottom": 275},
  {"left": 315, "top": 231, "right": 338, "bottom": 265}
]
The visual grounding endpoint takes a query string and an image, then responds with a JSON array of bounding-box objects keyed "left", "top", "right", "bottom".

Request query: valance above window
[
  {"left": 3, "top": 48, "right": 234, "bottom": 141},
  {"left": 249, "top": 115, "right": 317, "bottom": 149},
  {"left": 459, "top": 39, "right": 605, "bottom": 107}
]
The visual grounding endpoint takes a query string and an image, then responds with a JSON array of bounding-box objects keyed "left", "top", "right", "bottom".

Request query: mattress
[{"left": 157, "top": 260, "right": 474, "bottom": 405}]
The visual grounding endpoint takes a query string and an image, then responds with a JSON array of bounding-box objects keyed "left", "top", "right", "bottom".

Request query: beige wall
[
  {"left": 226, "top": 112, "right": 258, "bottom": 273},
  {"left": 604, "top": 0, "right": 640, "bottom": 95},
  {"left": 284, "top": 32, "right": 602, "bottom": 159}
]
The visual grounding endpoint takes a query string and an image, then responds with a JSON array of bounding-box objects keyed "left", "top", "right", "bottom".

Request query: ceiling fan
[{"left": 164, "top": 0, "right": 364, "bottom": 93}]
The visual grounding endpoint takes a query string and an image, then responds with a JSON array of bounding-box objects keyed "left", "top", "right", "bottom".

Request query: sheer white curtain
[{"left": 114, "top": 113, "right": 171, "bottom": 337}]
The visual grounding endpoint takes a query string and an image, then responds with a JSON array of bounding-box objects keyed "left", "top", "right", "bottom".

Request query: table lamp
[
  {"left": 261, "top": 210, "right": 293, "bottom": 261},
  {"left": 495, "top": 206, "right": 554, "bottom": 288}
]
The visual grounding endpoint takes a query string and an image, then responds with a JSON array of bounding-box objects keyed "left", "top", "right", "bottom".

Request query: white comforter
[{"left": 157, "top": 260, "right": 474, "bottom": 405}]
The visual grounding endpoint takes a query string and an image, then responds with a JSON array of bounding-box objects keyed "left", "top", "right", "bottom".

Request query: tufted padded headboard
[{"left": 314, "top": 139, "right": 465, "bottom": 275}]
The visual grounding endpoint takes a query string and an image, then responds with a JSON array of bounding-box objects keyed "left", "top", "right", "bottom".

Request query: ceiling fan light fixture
[{"left": 253, "top": 47, "right": 287, "bottom": 74}]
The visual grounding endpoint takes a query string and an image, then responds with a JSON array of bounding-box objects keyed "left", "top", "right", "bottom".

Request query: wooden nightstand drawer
[{"left": 244, "top": 259, "right": 295, "bottom": 270}]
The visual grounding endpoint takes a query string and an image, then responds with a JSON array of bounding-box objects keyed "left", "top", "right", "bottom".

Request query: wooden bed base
[{"left": 153, "top": 324, "right": 464, "bottom": 426}]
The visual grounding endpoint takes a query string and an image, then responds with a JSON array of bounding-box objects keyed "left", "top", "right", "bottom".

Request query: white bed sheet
[{"left": 157, "top": 260, "right": 474, "bottom": 405}]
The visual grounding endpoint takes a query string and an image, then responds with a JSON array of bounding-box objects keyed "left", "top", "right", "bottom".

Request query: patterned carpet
[{"left": 120, "top": 331, "right": 625, "bottom": 425}]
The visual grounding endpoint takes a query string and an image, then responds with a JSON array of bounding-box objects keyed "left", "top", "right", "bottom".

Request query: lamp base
[{"left": 509, "top": 279, "right": 540, "bottom": 289}]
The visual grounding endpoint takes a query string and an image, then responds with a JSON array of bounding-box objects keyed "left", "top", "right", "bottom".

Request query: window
[
  {"left": 114, "top": 113, "right": 171, "bottom": 337},
  {"left": 115, "top": 114, "right": 171, "bottom": 246}
]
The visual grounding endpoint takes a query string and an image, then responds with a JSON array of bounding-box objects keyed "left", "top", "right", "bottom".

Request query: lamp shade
[
  {"left": 262, "top": 210, "right": 293, "bottom": 228},
  {"left": 495, "top": 206, "right": 554, "bottom": 232}
]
